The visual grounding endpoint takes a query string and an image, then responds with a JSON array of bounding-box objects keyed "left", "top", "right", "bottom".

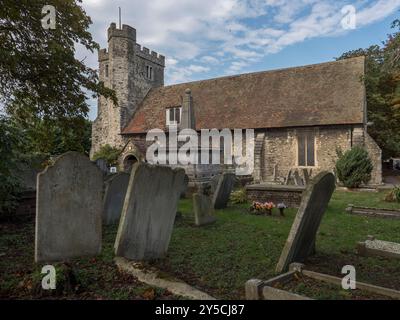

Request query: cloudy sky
[{"left": 79, "top": 0, "right": 400, "bottom": 119}]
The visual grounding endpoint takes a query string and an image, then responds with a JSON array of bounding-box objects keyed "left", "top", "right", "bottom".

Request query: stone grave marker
[
  {"left": 275, "top": 171, "right": 336, "bottom": 273},
  {"left": 193, "top": 183, "right": 216, "bottom": 226},
  {"left": 212, "top": 173, "right": 236, "bottom": 209},
  {"left": 103, "top": 172, "right": 130, "bottom": 225},
  {"left": 114, "top": 163, "right": 185, "bottom": 261},
  {"left": 95, "top": 158, "right": 108, "bottom": 174},
  {"left": 35, "top": 152, "right": 103, "bottom": 263},
  {"left": 357, "top": 236, "right": 400, "bottom": 259},
  {"left": 180, "top": 174, "right": 189, "bottom": 198}
]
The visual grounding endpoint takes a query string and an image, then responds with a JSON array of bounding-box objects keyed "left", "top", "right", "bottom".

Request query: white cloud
[
  {"left": 357, "top": 0, "right": 400, "bottom": 26},
  {"left": 79, "top": 0, "right": 400, "bottom": 117},
  {"left": 200, "top": 55, "right": 220, "bottom": 64},
  {"left": 187, "top": 65, "right": 210, "bottom": 73}
]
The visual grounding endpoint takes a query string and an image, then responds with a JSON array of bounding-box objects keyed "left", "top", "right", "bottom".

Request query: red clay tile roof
[{"left": 122, "top": 57, "right": 365, "bottom": 134}]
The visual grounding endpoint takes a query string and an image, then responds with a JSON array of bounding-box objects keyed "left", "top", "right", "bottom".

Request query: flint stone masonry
[
  {"left": 246, "top": 184, "right": 305, "bottom": 208},
  {"left": 357, "top": 236, "right": 400, "bottom": 259},
  {"left": 35, "top": 152, "right": 103, "bottom": 263},
  {"left": 193, "top": 193, "right": 216, "bottom": 226},
  {"left": 115, "top": 163, "right": 185, "bottom": 261},
  {"left": 213, "top": 173, "right": 236, "bottom": 209},
  {"left": 276, "top": 172, "right": 336, "bottom": 273},
  {"left": 103, "top": 173, "right": 130, "bottom": 225}
]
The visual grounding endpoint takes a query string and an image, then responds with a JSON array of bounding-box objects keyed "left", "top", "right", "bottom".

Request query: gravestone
[
  {"left": 103, "top": 172, "right": 130, "bottom": 225},
  {"left": 357, "top": 236, "right": 400, "bottom": 259},
  {"left": 212, "top": 173, "right": 236, "bottom": 209},
  {"left": 95, "top": 158, "right": 108, "bottom": 174},
  {"left": 35, "top": 152, "right": 103, "bottom": 263},
  {"left": 180, "top": 174, "right": 189, "bottom": 198},
  {"left": 115, "top": 163, "right": 185, "bottom": 261},
  {"left": 193, "top": 183, "right": 216, "bottom": 226},
  {"left": 275, "top": 171, "right": 336, "bottom": 273}
]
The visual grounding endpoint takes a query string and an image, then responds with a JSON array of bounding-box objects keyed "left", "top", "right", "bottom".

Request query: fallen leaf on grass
[{"left": 142, "top": 288, "right": 156, "bottom": 300}]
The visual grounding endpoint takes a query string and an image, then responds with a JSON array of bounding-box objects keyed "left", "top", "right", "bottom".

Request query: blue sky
[{"left": 79, "top": 0, "right": 400, "bottom": 120}]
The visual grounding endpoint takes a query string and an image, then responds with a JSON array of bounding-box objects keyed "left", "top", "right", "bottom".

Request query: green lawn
[
  {"left": 1, "top": 190, "right": 399, "bottom": 300},
  {"left": 152, "top": 190, "right": 400, "bottom": 299}
]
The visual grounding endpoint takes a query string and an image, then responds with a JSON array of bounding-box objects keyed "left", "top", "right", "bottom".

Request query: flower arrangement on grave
[{"left": 250, "top": 201, "right": 276, "bottom": 215}]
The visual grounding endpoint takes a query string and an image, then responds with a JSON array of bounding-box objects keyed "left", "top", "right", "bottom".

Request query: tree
[
  {"left": 0, "top": 0, "right": 116, "bottom": 119},
  {"left": 335, "top": 147, "right": 373, "bottom": 188},
  {"left": 0, "top": 116, "right": 23, "bottom": 216},
  {"left": 337, "top": 19, "right": 400, "bottom": 159},
  {"left": 11, "top": 108, "right": 93, "bottom": 157},
  {"left": 92, "top": 145, "right": 121, "bottom": 166}
]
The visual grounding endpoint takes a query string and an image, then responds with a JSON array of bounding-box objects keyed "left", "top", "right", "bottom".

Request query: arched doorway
[{"left": 123, "top": 154, "right": 138, "bottom": 173}]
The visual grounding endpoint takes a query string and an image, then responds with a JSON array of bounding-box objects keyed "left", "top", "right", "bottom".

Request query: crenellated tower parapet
[{"left": 90, "top": 23, "right": 165, "bottom": 158}]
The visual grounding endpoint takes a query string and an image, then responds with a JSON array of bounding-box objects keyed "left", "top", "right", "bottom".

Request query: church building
[{"left": 91, "top": 23, "right": 382, "bottom": 186}]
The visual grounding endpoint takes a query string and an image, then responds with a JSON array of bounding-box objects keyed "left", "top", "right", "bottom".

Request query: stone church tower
[{"left": 90, "top": 23, "right": 165, "bottom": 158}]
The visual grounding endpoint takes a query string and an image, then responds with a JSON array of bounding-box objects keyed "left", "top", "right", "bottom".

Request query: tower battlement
[
  {"left": 107, "top": 23, "right": 136, "bottom": 42},
  {"left": 134, "top": 44, "right": 165, "bottom": 67},
  {"left": 98, "top": 48, "right": 109, "bottom": 62},
  {"left": 91, "top": 23, "right": 165, "bottom": 158}
]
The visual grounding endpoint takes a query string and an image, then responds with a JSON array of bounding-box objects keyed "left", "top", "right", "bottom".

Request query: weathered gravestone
[
  {"left": 35, "top": 152, "right": 103, "bottom": 263},
  {"left": 114, "top": 163, "right": 186, "bottom": 261},
  {"left": 193, "top": 183, "right": 216, "bottom": 226},
  {"left": 275, "top": 171, "right": 336, "bottom": 273},
  {"left": 95, "top": 158, "right": 108, "bottom": 174},
  {"left": 180, "top": 174, "right": 189, "bottom": 198},
  {"left": 103, "top": 173, "right": 130, "bottom": 225},
  {"left": 212, "top": 173, "right": 236, "bottom": 209}
]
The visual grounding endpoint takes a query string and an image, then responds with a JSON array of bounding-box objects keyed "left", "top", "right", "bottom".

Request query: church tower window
[{"left": 146, "top": 65, "right": 153, "bottom": 80}]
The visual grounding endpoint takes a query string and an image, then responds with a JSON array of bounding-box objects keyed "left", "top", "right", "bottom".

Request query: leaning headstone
[
  {"left": 35, "top": 152, "right": 103, "bottom": 263},
  {"left": 212, "top": 173, "right": 236, "bottom": 209},
  {"left": 115, "top": 163, "right": 185, "bottom": 261},
  {"left": 95, "top": 158, "right": 108, "bottom": 174},
  {"left": 103, "top": 172, "right": 130, "bottom": 225},
  {"left": 193, "top": 183, "right": 216, "bottom": 226},
  {"left": 275, "top": 171, "right": 336, "bottom": 273}
]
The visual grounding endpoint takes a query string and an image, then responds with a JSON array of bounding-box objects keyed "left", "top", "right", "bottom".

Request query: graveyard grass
[
  {"left": 0, "top": 217, "right": 177, "bottom": 300},
  {"left": 1, "top": 190, "right": 400, "bottom": 299},
  {"left": 156, "top": 190, "right": 400, "bottom": 299}
]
